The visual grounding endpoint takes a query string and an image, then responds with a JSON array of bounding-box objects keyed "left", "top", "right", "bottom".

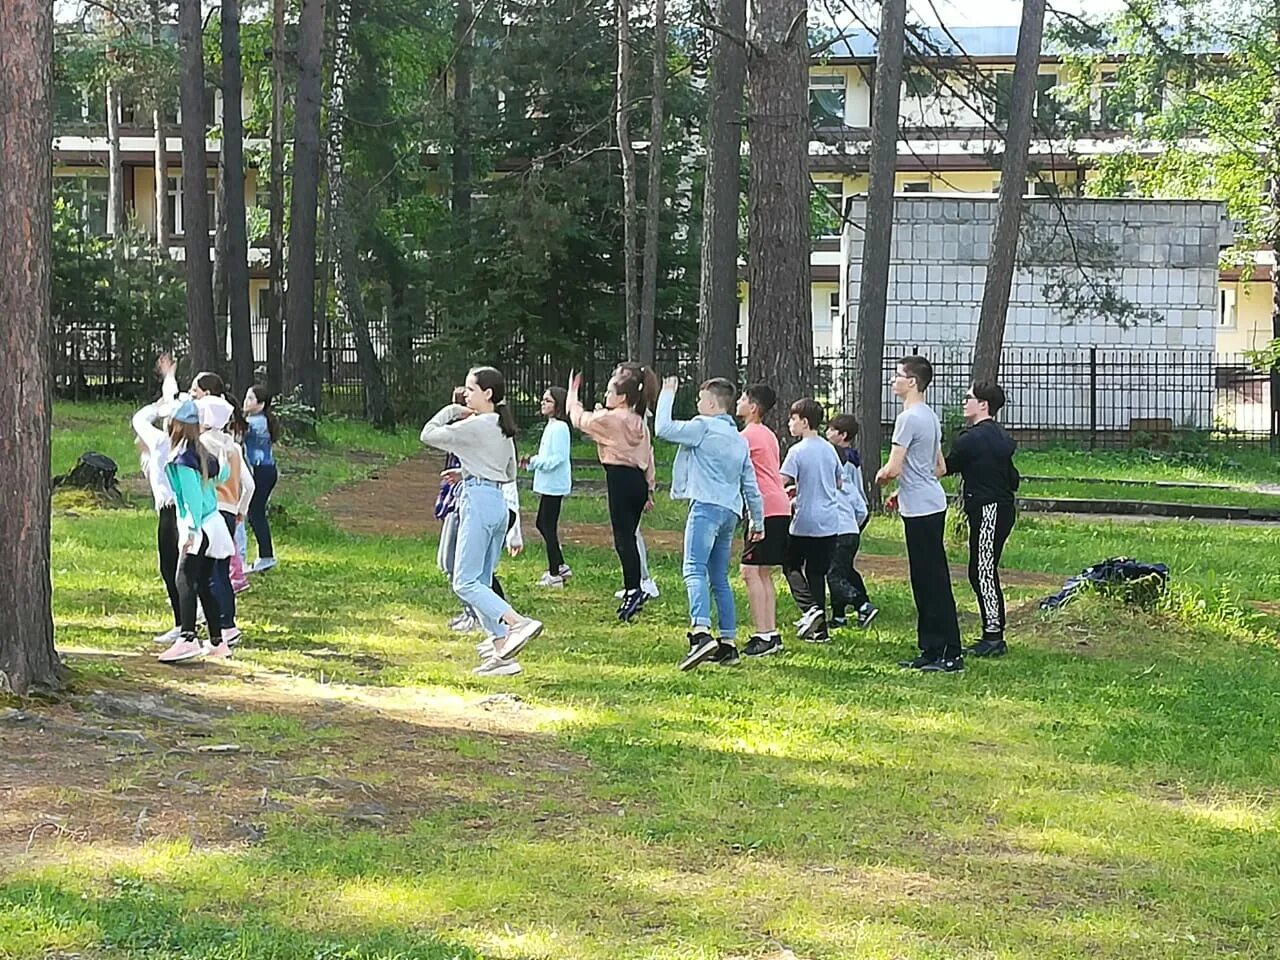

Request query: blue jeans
[
  {"left": 452, "top": 480, "right": 513, "bottom": 638},
  {"left": 682, "top": 501, "right": 740, "bottom": 639}
]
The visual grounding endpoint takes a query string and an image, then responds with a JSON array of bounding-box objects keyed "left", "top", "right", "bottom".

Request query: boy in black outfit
[{"left": 942, "top": 380, "right": 1019, "bottom": 657}]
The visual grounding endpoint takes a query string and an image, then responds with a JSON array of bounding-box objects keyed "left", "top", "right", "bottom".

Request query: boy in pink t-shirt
[{"left": 736, "top": 384, "right": 792, "bottom": 658}]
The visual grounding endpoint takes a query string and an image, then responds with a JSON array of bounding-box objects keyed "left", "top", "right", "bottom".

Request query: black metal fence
[
  {"left": 51, "top": 319, "right": 1278, "bottom": 447},
  {"left": 813, "top": 345, "right": 1277, "bottom": 448}
]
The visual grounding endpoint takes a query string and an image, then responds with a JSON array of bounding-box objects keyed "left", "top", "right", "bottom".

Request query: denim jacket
[{"left": 655, "top": 390, "right": 764, "bottom": 531}]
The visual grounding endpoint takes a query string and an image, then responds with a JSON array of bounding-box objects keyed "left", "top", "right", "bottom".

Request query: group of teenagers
[
  {"left": 422, "top": 354, "right": 1019, "bottom": 678},
  {"left": 132, "top": 355, "right": 281, "bottom": 664}
]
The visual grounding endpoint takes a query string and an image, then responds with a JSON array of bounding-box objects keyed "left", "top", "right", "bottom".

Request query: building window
[
  {"left": 812, "top": 179, "right": 843, "bottom": 237},
  {"left": 829, "top": 291, "right": 841, "bottom": 328},
  {"left": 993, "top": 72, "right": 1014, "bottom": 125},
  {"left": 55, "top": 175, "right": 109, "bottom": 235},
  {"left": 167, "top": 174, "right": 217, "bottom": 236},
  {"left": 1220, "top": 288, "right": 1237, "bottom": 329},
  {"left": 1030, "top": 179, "right": 1059, "bottom": 197},
  {"left": 902, "top": 181, "right": 931, "bottom": 193},
  {"left": 1097, "top": 69, "right": 1124, "bottom": 129},
  {"left": 809, "top": 74, "right": 846, "bottom": 128}
]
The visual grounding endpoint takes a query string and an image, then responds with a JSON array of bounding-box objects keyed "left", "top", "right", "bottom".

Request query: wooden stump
[{"left": 53, "top": 452, "right": 122, "bottom": 498}]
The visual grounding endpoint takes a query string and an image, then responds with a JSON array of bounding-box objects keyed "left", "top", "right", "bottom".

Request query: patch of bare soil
[
  {"left": 0, "top": 652, "right": 594, "bottom": 855},
  {"left": 321, "top": 456, "right": 1063, "bottom": 590}
]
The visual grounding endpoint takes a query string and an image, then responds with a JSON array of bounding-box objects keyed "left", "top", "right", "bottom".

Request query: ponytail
[
  {"left": 469, "top": 366, "right": 518, "bottom": 439},
  {"left": 496, "top": 401, "right": 517, "bottom": 438},
  {"left": 614, "top": 362, "right": 660, "bottom": 417}
]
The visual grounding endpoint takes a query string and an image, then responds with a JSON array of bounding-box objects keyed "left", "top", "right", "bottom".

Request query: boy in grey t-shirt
[
  {"left": 875, "top": 355, "right": 963, "bottom": 672},
  {"left": 775, "top": 398, "right": 842, "bottom": 649}
]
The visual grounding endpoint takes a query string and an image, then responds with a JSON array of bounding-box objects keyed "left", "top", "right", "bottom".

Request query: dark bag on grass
[{"left": 1039, "top": 557, "right": 1169, "bottom": 610}]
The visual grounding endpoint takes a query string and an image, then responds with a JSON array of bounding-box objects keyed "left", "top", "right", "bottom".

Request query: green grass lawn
[{"left": 5, "top": 405, "right": 1280, "bottom": 959}]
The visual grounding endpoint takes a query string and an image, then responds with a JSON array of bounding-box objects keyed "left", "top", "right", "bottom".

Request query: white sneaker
[
  {"left": 613, "top": 588, "right": 627, "bottom": 600},
  {"left": 795, "top": 606, "right": 823, "bottom": 637},
  {"left": 536, "top": 572, "right": 565, "bottom": 588},
  {"left": 222, "top": 625, "right": 242, "bottom": 646},
  {"left": 249, "top": 557, "right": 278, "bottom": 574},
  {"left": 473, "top": 658, "right": 522, "bottom": 677},
  {"left": 559, "top": 564, "right": 573, "bottom": 579},
  {"left": 154, "top": 625, "right": 182, "bottom": 645},
  {"left": 476, "top": 637, "right": 497, "bottom": 659},
  {"left": 496, "top": 618, "right": 543, "bottom": 661}
]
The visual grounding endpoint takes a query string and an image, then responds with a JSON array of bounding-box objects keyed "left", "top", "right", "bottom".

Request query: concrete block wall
[{"left": 844, "top": 196, "right": 1231, "bottom": 430}]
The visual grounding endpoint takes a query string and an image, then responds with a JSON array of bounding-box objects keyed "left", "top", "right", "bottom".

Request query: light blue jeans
[
  {"left": 452, "top": 480, "right": 513, "bottom": 639},
  {"left": 682, "top": 501, "right": 740, "bottom": 639}
]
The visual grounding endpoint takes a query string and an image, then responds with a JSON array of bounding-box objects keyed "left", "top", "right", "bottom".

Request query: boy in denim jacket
[{"left": 655, "top": 376, "right": 764, "bottom": 671}]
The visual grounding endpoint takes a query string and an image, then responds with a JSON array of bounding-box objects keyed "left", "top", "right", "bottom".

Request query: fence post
[{"left": 1089, "top": 346, "right": 1098, "bottom": 450}]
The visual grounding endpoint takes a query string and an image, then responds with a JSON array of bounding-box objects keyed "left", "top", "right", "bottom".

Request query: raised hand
[{"left": 662, "top": 375, "right": 679, "bottom": 393}]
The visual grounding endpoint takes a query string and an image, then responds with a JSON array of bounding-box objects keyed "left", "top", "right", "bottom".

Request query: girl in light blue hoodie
[{"left": 525, "top": 386, "right": 573, "bottom": 587}]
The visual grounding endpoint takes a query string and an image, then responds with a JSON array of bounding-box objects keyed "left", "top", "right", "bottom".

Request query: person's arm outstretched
[{"left": 653, "top": 377, "right": 707, "bottom": 447}]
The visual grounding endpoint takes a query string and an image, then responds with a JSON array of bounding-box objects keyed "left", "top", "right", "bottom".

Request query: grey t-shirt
[
  {"left": 780, "top": 435, "right": 842, "bottom": 537},
  {"left": 891, "top": 403, "right": 947, "bottom": 518}
]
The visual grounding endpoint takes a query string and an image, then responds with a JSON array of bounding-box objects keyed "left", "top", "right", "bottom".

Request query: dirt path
[{"left": 320, "top": 453, "right": 1062, "bottom": 590}]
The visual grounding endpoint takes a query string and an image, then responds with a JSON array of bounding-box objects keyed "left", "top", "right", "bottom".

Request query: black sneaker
[
  {"left": 679, "top": 632, "right": 720, "bottom": 671},
  {"left": 898, "top": 653, "right": 937, "bottom": 669},
  {"left": 829, "top": 614, "right": 848, "bottom": 629},
  {"left": 617, "top": 589, "right": 646, "bottom": 623},
  {"left": 712, "top": 641, "right": 740, "bottom": 666},
  {"left": 804, "top": 628, "right": 831, "bottom": 645},
  {"left": 744, "top": 633, "right": 783, "bottom": 657},
  {"left": 966, "top": 638, "right": 1008, "bottom": 658},
  {"left": 857, "top": 602, "right": 879, "bottom": 629},
  {"left": 920, "top": 655, "right": 964, "bottom": 673}
]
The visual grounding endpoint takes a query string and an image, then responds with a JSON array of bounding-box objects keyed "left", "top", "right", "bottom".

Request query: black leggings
[
  {"left": 605, "top": 465, "right": 648, "bottom": 591},
  {"left": 827, "top": 532, "right": 870, "bottom": 617},
  {"left": 967, "top": 502, "right": 1016, "bottom": 641},
  {"left": 903, "top": 510, "right": 961, "bottom": 658},
  {"left": 784, "top": 534, "right": 836, "bottom": 617},
  {"left": 177, "top": 532, "right": 223, "bottom": 641},
  {"left": 536, "top": 495, "right": 564, "bottom": 575},
  {"left": 158, "top": 505, "right": 181, "bottom": 627}
]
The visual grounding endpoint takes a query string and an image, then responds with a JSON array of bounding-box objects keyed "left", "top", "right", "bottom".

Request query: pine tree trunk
[
  {"left": 696, "top": 0, "right": 746, "bottom": 384},
  {"left": 149, "top": 0, "right": 170, "bottom": 249},
  {"left": 637, "top": 0, "right": 666, "bottom": 368},
  {"left": 853, "top": 0, "right": 905, "bottom": 509},
  {"left": 106, "top": 78, "right": 124, "bottom": 236},
  {"left": 284, "top": 0, "right": 326, "bottom": 407},
  {"left": 971, "top": 0, "right": 1046, "bottom": 383},
  {"left": 452, "top": 0, "right": 473, "bottom": 229},
  {"left": 327, "top": 0, "right": 389, "bottom": 425},
  {"left": 0, "top": 0, "right": 61, "bottom": 695},
  {"left": 745, "top": 0, "right": 810, "bottom": 432},
  {"left": 179, "top": 0, "right": 218, "bottom": 372},
  {"left": 222, "top": 0, "right": 255, "bottom": 396},
  {"left": 267, "top": 0, "right": 287, "bottom": 393},
  {"left": 616, "top": 0, "right": 640, "bottom": 360},
  {"left": 212, "top": 161, "right": 229, "bottom": 351}
]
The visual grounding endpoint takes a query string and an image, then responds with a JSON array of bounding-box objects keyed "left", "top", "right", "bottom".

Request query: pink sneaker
[
  {"left": 232, "top": 578, "right": 251, "bottom": 594},
  {"left": 158, "top": 635, "right": 205, "bottom": 663},
  {"left": 203, "top": 640, "right": 233, "bottom": 659},
  {"left": 221, "top": 626, "right": 242, "bottom": 646}
]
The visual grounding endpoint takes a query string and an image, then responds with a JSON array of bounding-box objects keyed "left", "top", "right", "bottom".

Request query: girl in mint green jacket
[{"left": 157, "top": 401, "right": 232, "bottom": 664}]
